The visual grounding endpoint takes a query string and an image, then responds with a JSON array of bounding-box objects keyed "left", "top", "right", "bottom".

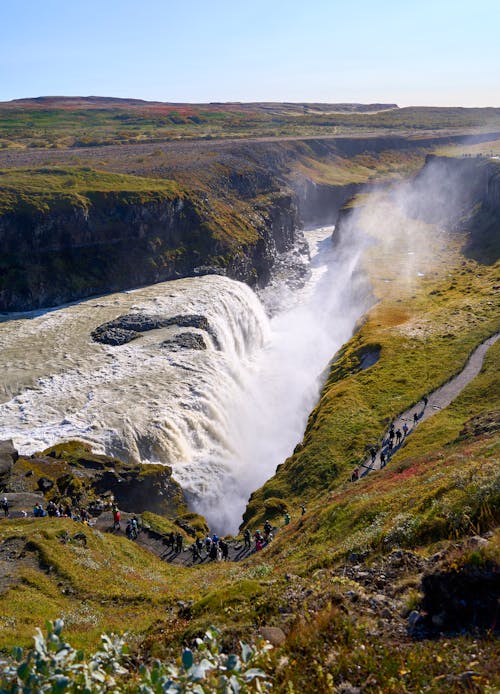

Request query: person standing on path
[{"left": 112, "top": 505, "right": 121, "bottom": 530}]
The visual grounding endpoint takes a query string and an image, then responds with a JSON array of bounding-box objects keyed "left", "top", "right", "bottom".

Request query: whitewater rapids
[{"left": 0, "top": 225, "right": 371, "bottom": 532}]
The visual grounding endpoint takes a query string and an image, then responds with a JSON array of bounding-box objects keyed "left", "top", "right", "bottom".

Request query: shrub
[{"left": 0, "top": 621, "right": 273, "bottom": 693}]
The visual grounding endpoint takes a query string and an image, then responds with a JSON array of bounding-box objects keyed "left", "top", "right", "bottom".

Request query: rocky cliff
[
  {"left": 332, "top": 154, "right": 500, "bottom": 254},
  {"left": 2, "top": 136, "right": 499, "bottom": 312},
  {"left": 0, "top": 175, "right": 300, "bottom": 312}
]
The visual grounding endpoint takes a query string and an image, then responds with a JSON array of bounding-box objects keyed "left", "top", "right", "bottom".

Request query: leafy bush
[{"left": 0, "top": 621, "right": 273, "bottom": 693}]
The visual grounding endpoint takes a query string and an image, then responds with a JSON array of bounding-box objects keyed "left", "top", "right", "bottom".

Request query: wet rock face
[
  {"left": 0, "top": 440, "right": 18, "bottom": 491},
  {"left": 93, "top": 466, "right": 184, "bottom": 517},
  {"left": 91, "top": 313, "right": 215, "bottom": 346},
  {"left": 161, "top": 332, "right": 206, "bottom": 351}
]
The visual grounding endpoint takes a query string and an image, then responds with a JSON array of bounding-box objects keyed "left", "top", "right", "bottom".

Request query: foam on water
[{"left": 0, "top": 225, "right": 371, "bottom": 532}]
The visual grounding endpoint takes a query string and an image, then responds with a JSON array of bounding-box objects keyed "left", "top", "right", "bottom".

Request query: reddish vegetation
[{"left": 0, "top": 96, "right": 261, "bottom": 115}]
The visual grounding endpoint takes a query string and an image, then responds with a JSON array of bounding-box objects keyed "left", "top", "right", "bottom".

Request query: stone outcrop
[
  {"left": 0, "top": 182, "right": 301, "bottom": 312},
  {"left": 91, "top": 313, "right": 217, "bottom": 347},
  {"left": 161, "top": 332, "right": 206, "bottom": 351},
  {"left": 4, "top": 441, "right": 188, "bottom": 520},
  {"left": 0, "top": 440, "right": 18, "bottom": 491}
]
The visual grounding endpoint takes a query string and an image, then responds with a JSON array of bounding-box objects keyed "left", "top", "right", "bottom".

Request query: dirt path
[
  {"left": 91, "top": 510, "right": 261, "bottom": 567},
  {"left": 358, "top": 332, "right": 499, "bottom": 477}
]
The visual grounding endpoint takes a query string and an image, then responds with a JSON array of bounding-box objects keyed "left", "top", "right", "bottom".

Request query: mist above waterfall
[{"left": 172, "top": 226, "right": 373, "bottom": 531}]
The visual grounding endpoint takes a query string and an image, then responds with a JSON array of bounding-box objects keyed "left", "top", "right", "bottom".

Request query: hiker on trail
[
  {"left": 255, "top": 535, "right": 264, "bottom": 551},
  {"left": 131, "top": 516, "right": 139, "bottom": 534},
  {"left": 244, "top": 528, "right": 252, "bottom": 548},
  {"left": 219, "top": 538, "right": 229, "bottom": 561},
  {"left": 112, "top": 505, "right": 121, "bottom": 530},
  {"left": 300, "top": 503, "right": 306, "bottom": 516},
  {"left": 423, "top": 396, "right": 428, "bottom": 409},
  {"left": 47, "top": 501, "right": 57, "bottom": 517},
  {"left": 396, "top": 429, "right": 402, "bottom": 444},
  {"left": 388, "top": 428, "right": 395, "bottom": 442},
  {"left": 175, "top": 532, "right": 183, "bottom": 553},
  {"left": 126, "top": 520, "right": 137, "bottom": 540},
  {"left": 196, "top": 536, "right": 204, "bottom": 555},
  {"left": 284, "top": 511, "right": 291, "bottom": 525},
  {"left": 191, "top": 542, "right": 200, "bottom": 562},
  {"left": 351, "top": 467, "right": 360, "bottom": 482},
  {"left": 413, "top": 412, "right": 419, "bottom": 425},
  {"left": 34, "top": 503, "right": 46, "bottom": 517},
  {"left": 2, "top": 497, "right": 9, "bottom": 518},
  {"left": 209, "top": 540, "right": 219, "bottom": 561},
  {"left": 380, "top": 452, "right": 386, "bottom": 468},
  {"left": 264, "top": 519, "right": 272, "bottom": 537},
  {"left": 370, "top": 447, "right": 376, "bottom": 463},
  {"left": 167, "top": 531, "right": 175, "bottom": 549},
  {"left": 205, "top": 536, "right": 212, "bottom": 555},
  {"left": 403, "top": 423, "right": 409, "bottom": 437},
  {"left": 387, "top": 439, "right": 393, "bottom": 454}
]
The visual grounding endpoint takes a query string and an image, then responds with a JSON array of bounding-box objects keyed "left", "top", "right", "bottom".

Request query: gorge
[{"left": 0, "top": 219, "right": 372, "bottom": 532}]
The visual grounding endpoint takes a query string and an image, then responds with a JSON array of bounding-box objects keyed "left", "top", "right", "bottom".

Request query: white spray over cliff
[{"left": 0, "top": 225, "right": 372, "bottom": 532}]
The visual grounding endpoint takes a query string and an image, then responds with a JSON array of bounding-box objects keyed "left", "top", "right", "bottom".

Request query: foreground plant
[{"left": 0, "top": 620, "right": 273, "bottom": 693}]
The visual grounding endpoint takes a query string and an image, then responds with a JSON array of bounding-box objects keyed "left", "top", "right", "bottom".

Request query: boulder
[
  {"left": 0, "top": 440, "right": 18, "bottom": 490},
  {"left": 37, "top": 477, "right": 54, "bottom": 492},
  {"left": 259, "top": 626, "right": 286, "bottom": 646},
  {"left": 161, "top": 332, "right": 206, "bottom": 351}
]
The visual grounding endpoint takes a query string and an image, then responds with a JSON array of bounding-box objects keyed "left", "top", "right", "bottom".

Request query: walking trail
[{"left": 359, "top": 332, "right": 499, "bottom": 477}]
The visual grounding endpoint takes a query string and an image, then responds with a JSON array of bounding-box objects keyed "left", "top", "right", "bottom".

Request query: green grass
[
  {"left": 1, "top": 104, "right": 499, "bottom": 149},
  {"left": 244, "top": 193, "right": 499, "bottom": 528},
  {"left": 0, "top": 166, "right": 183, "bottom": 215},
  {"left": 0, "top": 153, "right": 498, "bottom": 691}
]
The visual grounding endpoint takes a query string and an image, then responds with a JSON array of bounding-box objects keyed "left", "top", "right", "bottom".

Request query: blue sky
[{"left": 1, "top": 0, "right": 498, "bottom": 106}]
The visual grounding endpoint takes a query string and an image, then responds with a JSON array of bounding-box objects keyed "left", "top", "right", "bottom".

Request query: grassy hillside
[
  {"left": 0, "top": 166, "right": 183, "bottom": 215},
  {"left": 244, "top": 191, "right": 499, "bottom": 527},
  {"left": 0, "top": 152, "right": 499, "bottom": 690}
]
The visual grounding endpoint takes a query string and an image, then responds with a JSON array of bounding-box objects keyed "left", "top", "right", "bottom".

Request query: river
[{"left": 0, "top": 225, "right": 371, "bottom": 531}]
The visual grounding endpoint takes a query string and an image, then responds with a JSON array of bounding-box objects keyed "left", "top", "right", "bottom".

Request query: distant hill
[{"left": 0, "top": 95, "right": 399, "bottom": 114}]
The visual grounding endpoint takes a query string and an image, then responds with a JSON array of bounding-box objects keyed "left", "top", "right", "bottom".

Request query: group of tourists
[
  {"left": 27, "top": 500, "right": 91, "bottom": 521},
  {"left": 186, "top": 533, "right": 230, "bottom": 562},
  {"left": 351, "top": 396, "right": 429, "bottom": 481}
]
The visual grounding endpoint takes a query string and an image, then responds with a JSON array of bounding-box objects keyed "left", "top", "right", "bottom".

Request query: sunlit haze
[{"left": 1, "top": 0, "right": 499, "bottom": 106}]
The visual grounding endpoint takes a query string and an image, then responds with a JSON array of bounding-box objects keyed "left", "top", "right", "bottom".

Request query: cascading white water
[
  {"left": 0, "top": 224, "right": 371, "bottom": 532},
  {"left": 174, "top": 226, "right": 372, "bottom": 530},
  {"left": 0, "top": 276, "right": 270, "bottom": 466}
]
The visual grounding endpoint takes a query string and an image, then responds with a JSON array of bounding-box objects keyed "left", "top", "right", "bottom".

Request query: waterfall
[
  {"left": 0, "top": 225, "right": 371, "bottom": 533},
  {"left": 0, "top": 276, "right": 270, "bottom": 469}
]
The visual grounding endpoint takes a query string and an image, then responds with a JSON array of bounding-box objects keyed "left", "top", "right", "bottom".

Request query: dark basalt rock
[
  {"left": 37, "top": 476, "right": 54, "bottom": 492},
  {"left": 416, "top": 559, "right": 500, "bottom": 636},
  {"left": 161, "top": 332, "right": 206, "bottom": 351},
  {"left": 91, "top": 313, "right": 218, "bottom": 347},
  {"left": 0, "top": 440, "right": 18, "bottom": 491},
  {"left": 93, "top": 466, "right": 185, "bottom": 517}
]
